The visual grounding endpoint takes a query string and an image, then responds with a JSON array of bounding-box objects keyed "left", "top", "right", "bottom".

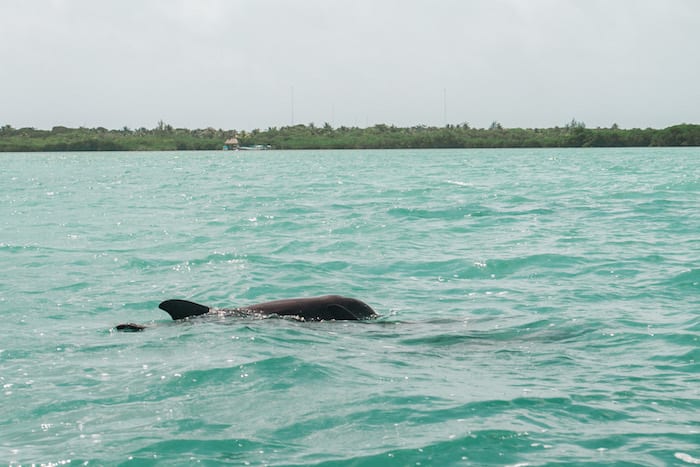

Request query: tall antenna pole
[
  {"left": 443, "top": 88, "right": 447, "bottom": 126},
  {"left": 291, "top": 86, "right": 295, "bottom": 126}
]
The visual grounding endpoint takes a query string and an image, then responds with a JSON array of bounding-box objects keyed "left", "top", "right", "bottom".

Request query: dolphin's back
[
  {"left": 158, "top": 295, "right": 376, "bottom": 321},
  {"left": 244, "top": 295, "right": 377, "bottom": 320}
]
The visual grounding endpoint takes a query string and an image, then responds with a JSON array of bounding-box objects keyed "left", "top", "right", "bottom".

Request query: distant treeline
[
  {"left": 1, "top": 120, "right": 700, "bottom": 152},
  {"left": 0, "top": 122, "right": 229, "bottom": 152}
]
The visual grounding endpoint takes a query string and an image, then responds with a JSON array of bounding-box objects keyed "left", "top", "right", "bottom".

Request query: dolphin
[{"left": 116, "top": 295, "right": 377, "bottom": 331}]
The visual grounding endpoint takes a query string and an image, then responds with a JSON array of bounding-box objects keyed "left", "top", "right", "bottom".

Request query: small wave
[
  {"left": 664, "top": 268, "right": 700, "bottom": 289},
  {"left": 48, "top": 281, "right": 92, "bottom": 292},
  {"left": 388, "top": 205, "right": 492, "bottom": 220},
  {"left": 315, "top": 240, "right": 361, "bottom": 253},
  {"left": 304, "top": 429, "right": 537, "bottom": 466},
  {"left": 129, "top": 437, "right": 284, "bottom": 464},
  {"left": 445, "top": 179, "right": 473, "bottom": 187},
  {"left": 122, "top": 252, "right": 247, "bottom": 271},
  {"left": 272, "top": 239, "right": 314, "bottom": 254},
  {"left": 385, "top": 254, "right": 587, "bottom": 280},
  {"left": 398, "top": 320, "right": 594, "bottom": 348},
  {"left": 160, "top": 356, "right": 338, "bottom": 395},
  {"left": 676, "top": 453, "right": 700, "bottom": 464}
]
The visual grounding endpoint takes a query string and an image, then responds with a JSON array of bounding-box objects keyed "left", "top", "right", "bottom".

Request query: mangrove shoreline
[{"left": 1, "top": 121, "right": 699, "bottom": 152}]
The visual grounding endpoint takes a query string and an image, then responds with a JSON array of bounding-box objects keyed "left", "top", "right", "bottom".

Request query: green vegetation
[
  {"left": 0, "top": 121, "right": 230, "bottom": 152},
  {"left": 2, "top": 120, "right": 700, "bottom": 152}
]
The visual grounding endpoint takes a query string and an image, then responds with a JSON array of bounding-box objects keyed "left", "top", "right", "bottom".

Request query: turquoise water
[{"left": 1, "top": 148, "right": 698, "bottom": 466}]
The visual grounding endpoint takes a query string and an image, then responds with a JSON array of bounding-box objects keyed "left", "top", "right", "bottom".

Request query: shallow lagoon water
[{"left": 1, "top": 148, "right": 698, "bottom": 465}]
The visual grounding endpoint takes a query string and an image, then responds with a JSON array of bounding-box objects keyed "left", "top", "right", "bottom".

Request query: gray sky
[{"left": 1, "top": 0, "right": 699, "bottom": 130}]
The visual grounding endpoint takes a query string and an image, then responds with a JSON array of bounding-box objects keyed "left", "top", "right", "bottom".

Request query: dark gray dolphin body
[{"left": 116, "top": 295, "right": 377, "bottom": 331}]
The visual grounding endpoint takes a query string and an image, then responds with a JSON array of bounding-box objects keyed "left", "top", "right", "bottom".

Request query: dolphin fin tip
[{"left": 159, "top": 299, "right": 210, "bottom": 320}]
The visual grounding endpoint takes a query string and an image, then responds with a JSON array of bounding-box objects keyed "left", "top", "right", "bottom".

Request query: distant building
[{"left": 223, "top": 137, "right": 239, "bottom": 150}]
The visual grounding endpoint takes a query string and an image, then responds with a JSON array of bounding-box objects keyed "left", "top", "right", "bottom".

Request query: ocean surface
[{"left": 1, "top": 148, "right": 698, "bottom": 466}]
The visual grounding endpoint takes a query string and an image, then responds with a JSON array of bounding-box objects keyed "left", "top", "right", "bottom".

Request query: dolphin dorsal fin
[{"left": 159, "top": 299, "right": 210, "bottom": 320}]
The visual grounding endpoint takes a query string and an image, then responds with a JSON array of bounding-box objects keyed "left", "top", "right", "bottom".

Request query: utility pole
[
  {"left": 443, "top": 88, "right": 447, "bottom": 127},
  {"left": 290, "top": 86, "right": 295, "bottom": 126}
]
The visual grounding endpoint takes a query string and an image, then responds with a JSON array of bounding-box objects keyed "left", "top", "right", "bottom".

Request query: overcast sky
[{"left": 1, "top": 0, "right": 699, "bottom": 130}]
